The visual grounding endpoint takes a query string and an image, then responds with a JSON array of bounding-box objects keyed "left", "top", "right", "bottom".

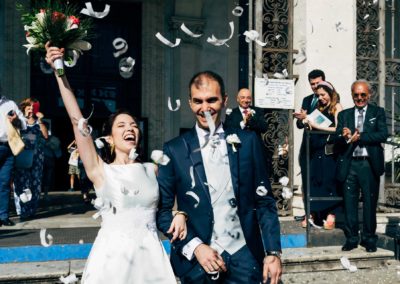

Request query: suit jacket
[
  {"left": 224, "top": 106, "right": 268, "bottom": 135},
  {"left": 156, "top": 126, "right": 281, "bottom": 277},
  {"left": 334, "top": 103, "right": 388, "bottom": 182},
  {"left": 297, "top": 94, "right": 317, "bottom": 164}
]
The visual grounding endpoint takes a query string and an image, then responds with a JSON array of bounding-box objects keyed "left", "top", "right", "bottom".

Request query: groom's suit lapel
[{"left": 183, "top": 128, "right": 211, "bottom": 203}]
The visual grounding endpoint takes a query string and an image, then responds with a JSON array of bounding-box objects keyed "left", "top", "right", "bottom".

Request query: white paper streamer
[
  {"left": 207, "top": 21, "right": 234, "bottom": 47},
  {"left": 64, "top": 50, "right": 80, "bottom": 67},
  {"left": 94, "top": 138, "right": 105, "bottom": 149},
  {"left": 112, "top": 38, "right": 128, "bottom": 58},
  {"left": 119, "top": 57, "right": 134, "bottom": 79},
  {"left": 279, "top": 176, "right": 289, "bottom": 186},
  {"left": 168, "top": 97, "right": 181, "bottom": 111},
  {"left": 281, "top": 187, "right": 293, "bottom": 200},
  {"left": 340, "top": 256, "right": 358, "bottom": 272},
  {"left": 232, "top": 6, "right": 244, "bottom": 17},
  {"left": 363, "top": 14, "right": 370, "bottom": 20},
  {"left": 120, "top": 57, "right": 135, "bottom": 72},
  {"left": 40, "top": 229, "right": 54, "bottom": 247},
  {"left": 308, "top": 218, "right": 322, "bottom": 229},
  {"left": 155, "top": 32, "right": 181, "bottom": 48},
  {"left": 186, "top": 191, "right": 200, "bottom": 208},
  {"left": 80, "top": 2, "right": 110, "bottom": 19},
  {"left": 256, "top": 185, "right": 268, "bottom": 196},
  {"left": 180, "top": 23, "right": 203, "bottom": 38},
  {"left": 78, "top": 118, "right": 93, "bottom": 137},
  {"left": 243, "top": 30, "right": 267, "bottom": 46},
  {"left": 204, "top": 111, "right": 216, "bottom": 135},
  {"left": 225, "top": 108, "right": 232, "bottom": 115},
  {"left": 208, "top": 271, "right": 220, "bottom": 280},
  {"left": 59, "top": 273, "right": 78, "bottom": 284},
  {"left": 79, "top": 239, "right": 84, "bottom": 244},
  {"left": 128, "top": 148, "right": 139, "bottom": 161},
  {"left": 151, "top": 150, "right": 170, "bottom": 165},
  {"left": 19, "top": 188, "right": 32, "bottom": 203},
  {"left": 189, "top": 166, "right": 195, "bottom": 188}
]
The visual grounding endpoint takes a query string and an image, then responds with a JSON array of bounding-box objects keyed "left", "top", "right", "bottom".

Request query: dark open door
[{"left": 30, "top": 1, "right": 142, "bottom": 190}]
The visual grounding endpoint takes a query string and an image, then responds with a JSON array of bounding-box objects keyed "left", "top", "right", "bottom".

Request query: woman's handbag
[
  {"left": 6, "top": 119, "right": 25, "bottom": 156},
  {"left": 325, "top": 134, "right": 335, "bottom": 156},
  {"left": 15, "top": 149, "right": 34, "bottom": 168}
]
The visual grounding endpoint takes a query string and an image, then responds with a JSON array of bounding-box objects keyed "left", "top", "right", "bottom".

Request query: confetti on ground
[{"left": 40, "top": 229, "right": 54, "bottom": 247}]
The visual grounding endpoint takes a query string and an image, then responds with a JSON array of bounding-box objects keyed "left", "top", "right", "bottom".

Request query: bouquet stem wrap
[{"left": 54, "top": 58, "right": 64, "bottom": 76}]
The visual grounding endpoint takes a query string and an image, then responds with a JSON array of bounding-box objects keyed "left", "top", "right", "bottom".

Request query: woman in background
[
  {"left": 14, "top": 98, "right": 48, "bottom": 220},
  {"left": 303, "top": 81, "right": 343, "bottom": 230}
]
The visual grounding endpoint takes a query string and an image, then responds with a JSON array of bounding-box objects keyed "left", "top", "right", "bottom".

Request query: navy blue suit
[
  {"left": 224, "top": 106, "right": 268, "bottom": 136},
  {"left": 334, "top": 104, "right": 388, "bottom": 246},
  {"left": 156, "top": 126, "right": 281, "bottom": 278}
]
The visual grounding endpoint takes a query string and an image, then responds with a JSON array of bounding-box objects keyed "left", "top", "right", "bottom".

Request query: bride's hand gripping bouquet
[{"left": 17, "top": 1, "right": 93, "bottom": 76}]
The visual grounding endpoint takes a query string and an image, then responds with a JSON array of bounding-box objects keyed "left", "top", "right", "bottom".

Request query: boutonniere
[
  {"left": 249, "top": 109, "right": 256, "bottom": 115},
  {"left": 225, "top": 108, "right": 232, "bottom": 115},
  {"left": 226, "top": 134, "right": 241, "bottom": 152}
]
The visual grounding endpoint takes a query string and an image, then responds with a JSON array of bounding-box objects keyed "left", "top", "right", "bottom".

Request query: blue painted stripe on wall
[{"left": 0, "top": 235, "right": 305, "bottom": 263}]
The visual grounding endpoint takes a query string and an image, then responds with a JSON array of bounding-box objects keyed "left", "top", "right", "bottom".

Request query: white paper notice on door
[{"left": 254, "top": 78, "right": 295, "bottom": 109}]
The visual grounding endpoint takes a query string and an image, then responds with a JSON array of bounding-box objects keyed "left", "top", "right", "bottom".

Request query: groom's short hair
[{"left": 189, "top": 71, "right": 226, "bottom": 98}]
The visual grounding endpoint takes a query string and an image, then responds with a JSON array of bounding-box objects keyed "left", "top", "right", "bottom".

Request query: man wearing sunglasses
[{"left": 334, "top": 80, "right": 388, "bottom": 253}]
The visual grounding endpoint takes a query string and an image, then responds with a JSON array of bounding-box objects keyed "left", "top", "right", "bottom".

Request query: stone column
[{"left": 1, "top": 0, "right": 30, "bottom": 102}]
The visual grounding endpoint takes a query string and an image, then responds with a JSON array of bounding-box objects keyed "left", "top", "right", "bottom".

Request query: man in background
[
  {"left": 293, "top": 69, "right": 325, "bottom": 222},
  {"left": 335, "top": 80, "right": 388, "bottom": 253}
]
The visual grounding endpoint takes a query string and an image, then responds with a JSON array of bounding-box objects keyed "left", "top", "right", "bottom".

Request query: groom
[{"left": 157, "top": 71, "right": 282, "bottom": 284}]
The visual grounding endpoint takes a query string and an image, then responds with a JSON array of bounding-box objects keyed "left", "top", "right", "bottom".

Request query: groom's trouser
[{"left": 179, "top": 245, "right": 263, "bottom": 284}]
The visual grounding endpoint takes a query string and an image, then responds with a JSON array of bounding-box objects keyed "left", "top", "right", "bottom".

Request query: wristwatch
[{"left": 266, "top": 251, "right": 282, "bottom": 258}]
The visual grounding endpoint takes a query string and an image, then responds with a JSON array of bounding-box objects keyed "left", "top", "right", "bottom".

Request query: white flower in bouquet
[{"left": 17, "top": 2, "right": 93, "bottom": 76}]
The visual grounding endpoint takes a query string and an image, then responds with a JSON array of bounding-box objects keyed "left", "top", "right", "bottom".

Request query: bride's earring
[{"left": 110, "top": 143, "right": 115, "bottom": 155}]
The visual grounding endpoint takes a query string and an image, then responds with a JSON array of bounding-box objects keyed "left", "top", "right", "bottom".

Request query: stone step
[{"left": 282, "top": 246, "right": 395, "bottom": 273}]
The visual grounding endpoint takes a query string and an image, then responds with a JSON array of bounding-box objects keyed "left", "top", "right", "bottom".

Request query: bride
[{"left": 45, "top": 43, "right": 185, "bottom": 283}]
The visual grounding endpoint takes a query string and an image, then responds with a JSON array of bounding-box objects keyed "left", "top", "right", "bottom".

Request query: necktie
[
  {"left": 353, "top": 108, "right": 364, "bottom": 156},
  {"left": 310, "top": 96, "right": 318, "bottom": 110},
  {"left": 243, "top": 109, "right": 248, "bottom": 115}
]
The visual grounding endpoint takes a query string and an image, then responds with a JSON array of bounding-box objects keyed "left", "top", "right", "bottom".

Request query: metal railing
[{"left": 304, "top": 129, "right": 343, "bottom": 246}]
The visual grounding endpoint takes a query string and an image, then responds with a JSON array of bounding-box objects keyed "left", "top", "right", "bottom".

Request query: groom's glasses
[{"left": 352, "top": 92, "right": 368, "bottom": 99}]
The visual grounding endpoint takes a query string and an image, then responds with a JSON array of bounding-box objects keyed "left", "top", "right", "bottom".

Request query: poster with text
[{"left": 254, "top": 78, "right": 295, "bottom": 109}]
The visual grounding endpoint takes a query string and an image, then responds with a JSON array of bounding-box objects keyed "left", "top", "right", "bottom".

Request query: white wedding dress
[{"left": 81, "top": 163, "right": 176, "bottom": 284}]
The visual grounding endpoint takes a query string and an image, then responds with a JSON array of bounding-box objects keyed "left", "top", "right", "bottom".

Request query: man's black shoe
[
  {"left": 341, "top": 242, "right": 358, "bottom": 251},
  {"left": 360, "top": 242, "right": 377, "bottom": 253},
  {"left": 0, "top": 218, "right": 15, "bottom": 226},
  {"left": 294, "top": 215, "right": 305, "bottom": 222}
]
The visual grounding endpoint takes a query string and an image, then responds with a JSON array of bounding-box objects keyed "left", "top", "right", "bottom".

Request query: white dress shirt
[{"left": 0, "top": 98, "right": 27, "bottom": 143}]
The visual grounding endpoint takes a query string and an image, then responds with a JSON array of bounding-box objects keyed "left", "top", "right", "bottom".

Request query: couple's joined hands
[{"left": 194, "top": 244, "right": 282, "bottom": 284}]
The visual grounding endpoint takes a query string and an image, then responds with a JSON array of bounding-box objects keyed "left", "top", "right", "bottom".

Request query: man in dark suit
[
  {"left": 335, "top": 80, "right": 388, "bottom": 253},
  {"left": 224, "top": 88, "right": 268, "bottom": 135},
  {"left": 156, "top": 71, "right": 282, "bottom": 284},
  {"left": 293, "top": 69, "right": 325, "bottom": 222}
]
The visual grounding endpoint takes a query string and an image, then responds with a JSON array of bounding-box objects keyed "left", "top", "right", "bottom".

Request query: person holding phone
[{"left": 0, "top": 88, "right": 26, "bottom": 226}]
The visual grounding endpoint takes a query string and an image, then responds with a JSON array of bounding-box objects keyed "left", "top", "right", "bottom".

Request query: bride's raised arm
[{"left": 45, "top": 42, "right": 104, "bottom": 188}]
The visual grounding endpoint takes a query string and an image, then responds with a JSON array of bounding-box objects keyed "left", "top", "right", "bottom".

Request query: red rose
[
  {"left": 68, "top": 15, "right": 80, "bottom": 25},
  {"left": 52, "top": 11, "right": 66, "bottom": 23}
]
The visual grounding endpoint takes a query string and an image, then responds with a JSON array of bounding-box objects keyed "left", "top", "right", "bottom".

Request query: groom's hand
[
  {"left": 263, "top": 255, "right": 282, "bottom": 284},
  {"left": 194, "top": 244, "right": 227, "bottom": 273}
]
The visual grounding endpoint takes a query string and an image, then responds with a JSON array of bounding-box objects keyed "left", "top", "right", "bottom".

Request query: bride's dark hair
[{"left": 100, "top": 109, "right": 143, "bottom": 164}]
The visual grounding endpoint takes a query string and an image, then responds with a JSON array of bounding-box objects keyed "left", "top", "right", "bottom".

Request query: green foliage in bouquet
[{"left": 17, "top": 0, "right": 94, "bottom": 76}]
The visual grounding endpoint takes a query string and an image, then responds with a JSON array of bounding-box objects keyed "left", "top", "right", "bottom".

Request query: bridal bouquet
[{"left": 17, "top": 1, "right": 93, "bottom": 76}]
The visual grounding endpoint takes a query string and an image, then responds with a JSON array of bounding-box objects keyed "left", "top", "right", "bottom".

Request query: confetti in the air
[
  {"left": 156, "top": 33, "right": 181, "bottom": 48},
  {"left": 207, "top": 21, "right": 234, "bottom": 47},
  {"left": 81, "top": 2, "right": 110, "bottom": 19},
  {"left": 168, "top": 97, "right": 181, "bottom": 111},
  {"left": 180, "top": 23, "right": 203, "bottom": 38}
]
